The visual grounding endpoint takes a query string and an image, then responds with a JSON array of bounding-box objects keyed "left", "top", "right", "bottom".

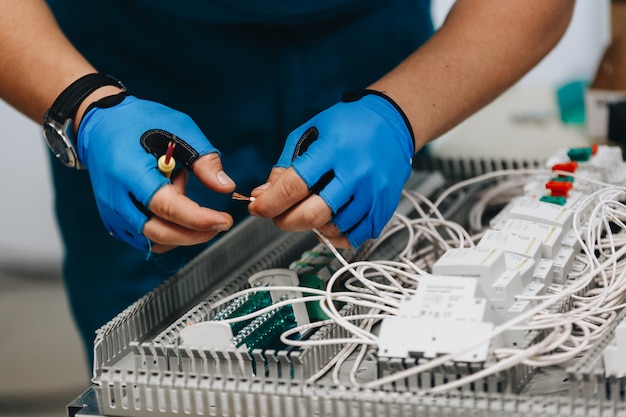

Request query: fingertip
[
  {"left": 247, "top": 201, "right": 260, "bottom": 217},
  {"left": 222, "top": 213, "right": 235, "bottom": 229},
  {"left": 251, "top": 181, "right": 271, "bottom": 195},
  {"left": 217, "top": 170, "right": 235, "bottom": 188},
  {"left": 205, "top": 208, "right": 234, "bottom": 231},
  {"left": 211, "top": 222, "right": 232, "bottom": 232},
  {"left": 193, "top": 153, "right": 237, "bottom": 192},
  {"left": 247, "top": 167, "right": 309, "bottom": 219}
]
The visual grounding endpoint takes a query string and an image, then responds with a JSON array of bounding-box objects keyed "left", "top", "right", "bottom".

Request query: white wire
[
  {"left": 432, "top": 168, "right": 547, "bottom": 209},
  {"left": 364, "top": 244, "right": 626, "bottom": 389},
  {"left": 206, "top": 165, "right": 626, "bottom": 394},
  {"left": 331, "top": 314, "right": 379, "bottom": 386}
]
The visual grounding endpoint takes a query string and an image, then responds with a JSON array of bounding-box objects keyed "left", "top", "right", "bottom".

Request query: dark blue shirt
[{"left": 46, "top": 0, "right": 433, "bottom": 358}]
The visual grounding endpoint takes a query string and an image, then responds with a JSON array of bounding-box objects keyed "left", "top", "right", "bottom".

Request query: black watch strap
[{"left": 46, "top": 73, "right": 125, "bottom": 123}]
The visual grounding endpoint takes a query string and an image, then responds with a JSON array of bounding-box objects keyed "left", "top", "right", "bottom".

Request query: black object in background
[{"left": 608, "top": 100, "right": 626, "bottom": 156}]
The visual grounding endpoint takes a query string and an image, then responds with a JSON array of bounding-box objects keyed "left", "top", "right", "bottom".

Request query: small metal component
[
  {"left": 232, "top": 192, "right": 255, "bottom": 202},
  {"left": 233, "top": 306, "right": 297, "bottom": 350},
  {"left": 213, "top": 291, "right": 273, "bottom": 334}
]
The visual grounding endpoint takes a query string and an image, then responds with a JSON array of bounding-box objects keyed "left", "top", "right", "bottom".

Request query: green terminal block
[
  {"left": 233, "top": 305, "right": 298, "bottom": 351},
  {"left": 214, "top": 243, "right": 345, "bottom": 355},
  {"left": 550, "top": 176, "right": 574, "bottom": 183},
  {"left": 213, "top": 291, "right": 273, "bottom": 334},
  {"left": 567, "top": 147, "right": 592, "bottom": 162},
  {"left": 292, "top": 245, "right": 342, "bottom": 322},
  {"left": 540, "top": 195, "right": 567, "bottom": 206},
  {"left": 299, "top": 274, "right": 329, "bottom": 321}
]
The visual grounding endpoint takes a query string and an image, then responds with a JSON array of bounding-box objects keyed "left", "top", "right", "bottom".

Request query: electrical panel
[{"left": 76, "top": 146, "right": 626, "bottom": 417}]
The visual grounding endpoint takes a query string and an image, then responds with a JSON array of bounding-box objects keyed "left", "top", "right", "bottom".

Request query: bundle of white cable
[{"left": 205, "top": 166, "right": 626, "bottom": 393}]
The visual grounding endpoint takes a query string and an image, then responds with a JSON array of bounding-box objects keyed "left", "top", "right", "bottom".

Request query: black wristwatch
[{"left": 43, "top": 73, "right": 125, "bottom": 169}]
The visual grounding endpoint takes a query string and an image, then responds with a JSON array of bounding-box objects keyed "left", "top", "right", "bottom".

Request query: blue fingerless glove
[
  {"left": 77, "top": 93, "right": 219, "bottom": 254},
  {"left": 276, "top": 90, "right": 415, "bottom": 248}
]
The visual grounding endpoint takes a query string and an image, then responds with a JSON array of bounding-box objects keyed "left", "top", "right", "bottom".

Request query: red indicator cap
[
  {"left": 552, "top": 161, "right": 578, "bottom": 173},
  {"left": 546, "top": 180, "right": 573, "bottom": 197}
]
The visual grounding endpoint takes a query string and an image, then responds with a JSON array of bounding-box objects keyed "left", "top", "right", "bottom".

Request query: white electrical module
[{"left": 378, "top": 275, "right": 496, "bottom": 362}]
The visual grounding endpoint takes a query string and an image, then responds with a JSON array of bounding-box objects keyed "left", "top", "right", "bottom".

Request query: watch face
[{"left": 43, "top": 119, "right": 79, "bottom": 168}]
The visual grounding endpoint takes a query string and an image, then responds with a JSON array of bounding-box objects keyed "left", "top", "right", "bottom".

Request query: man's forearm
[
  {"left": 0, "top": 0, "right": 96, "bottom": 122},
  {"left": 370, "top": 0, "right": 576, "bottom": 150}
]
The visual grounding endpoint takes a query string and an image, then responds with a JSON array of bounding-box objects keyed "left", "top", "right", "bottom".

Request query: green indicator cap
[
  {"left": 540, "top": 195, "right": 567, "bottom": 206},
  {"left": 567, "top": 147, "right": 592, "bottom": 162},
  {"left": 550, "top": 176, "right": 574, "bottom": 183}
]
